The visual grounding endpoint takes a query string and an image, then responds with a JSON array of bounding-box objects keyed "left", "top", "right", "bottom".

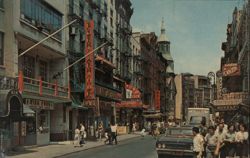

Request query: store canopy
[
  {"left": 23, "top": 104, "right": 35, "bottom": 117},
  {"left": 116, "top": 100, "right": 143, "bottom": 108},
  {"left": 143, "top": 113, "right": 163, "bottom": 119},
  {"left": 71, "top": 96, "right": 88, "bottom": 110}
]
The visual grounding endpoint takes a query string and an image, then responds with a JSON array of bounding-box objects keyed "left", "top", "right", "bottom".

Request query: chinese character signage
[
  {"left": 222, "top": 63, "right": 240, "bottom": 76},
  {"left": 84, "top": 20, "right": 95, "bottom": 100},
  {"left": 125, "top": 83, "right": 141, "bottom": 99},
  {"left": 96, "top": 85, "right": 122, "bottom": 101},
  {"left": 154, "top": 90, "right": 160, "bottom": 110}
]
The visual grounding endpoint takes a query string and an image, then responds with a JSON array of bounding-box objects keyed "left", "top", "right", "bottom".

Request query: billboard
[{"left": 222, "top": 63, "right": 240, "bottom": 76}]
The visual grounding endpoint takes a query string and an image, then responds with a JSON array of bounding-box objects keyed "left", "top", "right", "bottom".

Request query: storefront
[
  {"left": 84, "top": 84, "right": 122, "bottom": 139},
  {"left": 0, "top": 89, "right": 23, "bottom": 150},
  {"left": 22, "top": 98, "right": 53, "bottom": 146},
  {"left": 212, "top": 103, "right": 249, "bottom": 125},
  {"left": 116, "top": 100, "right": 144, "bottom": 133}
]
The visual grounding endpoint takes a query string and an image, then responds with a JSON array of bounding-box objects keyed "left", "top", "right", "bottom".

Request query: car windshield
[
  {"left": 190, "top": 116, "right": 206, "bottom": 125},
  {"left": 166, "top": 128, "right": 193, "bottom": 136}
]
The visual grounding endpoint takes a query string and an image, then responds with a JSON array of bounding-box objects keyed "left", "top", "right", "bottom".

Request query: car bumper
[{"left": 156, "top": 148, "right": 193, "bottom": 156}]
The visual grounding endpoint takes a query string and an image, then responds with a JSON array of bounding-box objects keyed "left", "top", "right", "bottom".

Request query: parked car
[{"left": 156, "top": 126, "right": 193, "bottom": 158}]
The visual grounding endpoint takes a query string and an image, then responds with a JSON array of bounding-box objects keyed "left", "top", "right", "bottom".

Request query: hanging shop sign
[
  {"left": 125, "top": 83, "right": 141, "bottom": 99},
  {"left": 95, "top": 85, "right": 122, "bottom": 101},
  {"left": 116, "top": 100, "right": 143, "bottom": 108},
  {"left": 84, "top": 20, "right": 95, "bottom": 100},
  {"left": 24, "top": 98, "right": 54, "bottom": 110},
  {"left": 222, "top": 63, "right": 241, "bottom": 76},
  {"left": 154, "top": 90, "right": 160, "bottom": 110},
  {"left": 83, "top": 97, "right": 100, "bottom": 117}
]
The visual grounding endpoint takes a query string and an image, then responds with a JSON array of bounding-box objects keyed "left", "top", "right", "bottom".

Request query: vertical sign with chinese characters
[
  {"left": 154, "top": 90, "right": 160, "bottom": 110},
  {"left": 84, "top": 20, "right": 95, "bottom": 101}
]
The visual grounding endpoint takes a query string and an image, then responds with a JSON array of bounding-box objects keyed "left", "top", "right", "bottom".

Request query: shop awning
[
  {"left": 71, "top": 96, "right": 88, "bottom": 110},
  {"left": 143, "top": 113, "right": 163, "bottom": 119},
  {"left": 96, "top": 55, "right": 116, "bottom": 69},
  {"left": 116, "top": 100, "right": 143, "bottom": 108},
  {"left": 23, "top": 104, "right": 35, "bottom": 117},
  {"left": 22, "top": 92, "right": 71, "bottom": 104}
]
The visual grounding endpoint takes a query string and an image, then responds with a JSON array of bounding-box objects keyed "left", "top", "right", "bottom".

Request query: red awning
[
  {"left": 95, "top": 55, "right": 116, "bottom": 69},
  {"left": 116, "top": 100, "right": 143, "bottom": 108}
]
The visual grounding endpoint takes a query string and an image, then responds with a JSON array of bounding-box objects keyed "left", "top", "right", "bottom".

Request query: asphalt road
[{"left": 59, "top": 136, "right": 158, "bottom": 158}]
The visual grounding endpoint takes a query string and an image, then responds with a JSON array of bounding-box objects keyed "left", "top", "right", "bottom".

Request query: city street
[{"left": 59, "top": 136, "right": 157, "bottom": 158}]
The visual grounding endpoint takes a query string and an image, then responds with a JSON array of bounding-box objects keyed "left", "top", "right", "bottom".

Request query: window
[
  {"left": 110, "top": 9, "right": 113, "bottom": 17},
  {"left": 23, "top": 55, "right": 35, "bottom": 78},
  {"left": 20, "top": 0, "right": 62, "bottom": 39},
  {"left": 0, "top": 0, "right": 3, "bottom": 9},
  {"left": 39, "top": 60, "right": 47, "bottom": 81},
  {"left": 110, "top": 17, "right": 113, "bottom": 27},
  {"left": 63, "top": 106, "right": 66, "bottom": 123},
  {"left": 0, "top": 32, "right": 3, "bottom": 65}
]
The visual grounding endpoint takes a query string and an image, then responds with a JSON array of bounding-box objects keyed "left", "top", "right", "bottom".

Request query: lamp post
[{"left": 207, "top": 72, "right": 216, "bottom": 101}]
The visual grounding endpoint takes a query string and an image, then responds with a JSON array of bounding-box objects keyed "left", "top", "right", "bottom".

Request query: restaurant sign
[
  {"left": 24, "top": 98, "right": 53, "bottom": 110},
  {"left": 84, "top": 20, "right": 95, "bottom": 100},
  {"left": 95, "top": 85, "right": 122, "bottom": 101},
  {"left": 222, "top": 63, "right": 240, "bottom": 76}
]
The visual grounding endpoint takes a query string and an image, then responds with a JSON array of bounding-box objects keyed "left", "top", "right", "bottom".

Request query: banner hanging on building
[
  {"left": 125, "top": 83, "right": 141, "bottom": 99},
  {"left": 84, "top": 20, "right": 95, "bottom": 101},
  {"left": 222, "top": 63, "right": 241, "bottom": 76},
  {"left": 154, "top": 90, "right": 160, "bottom": 110}
]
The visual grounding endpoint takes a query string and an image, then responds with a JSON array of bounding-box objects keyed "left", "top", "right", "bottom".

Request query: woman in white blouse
[{"left": 235, "top": 124, "right": 249, "bottom": 158}]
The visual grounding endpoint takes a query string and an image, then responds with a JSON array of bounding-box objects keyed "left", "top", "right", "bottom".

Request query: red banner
[
  {"left": 154, "top": 90, "right": 160, "bottom": 110},
  {"left": 116, "top": 101, "right": 143, "bottom": 108},
  {"left": 222, "top": 63, "right": 240, "bottom": 76},
  {"left": 84, "top": 20, "right": 95, "bottom": 100},
  {"left": 125, "top": 83, "right": 141, "bottom": 99}
]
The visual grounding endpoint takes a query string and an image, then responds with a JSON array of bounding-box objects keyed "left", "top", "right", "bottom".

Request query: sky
[{"left": 130, "top": 0, "right": 245, "bottom": 76}]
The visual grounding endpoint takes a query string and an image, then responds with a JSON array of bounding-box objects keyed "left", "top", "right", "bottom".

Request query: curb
[{"left": 53, "top": 135, "right": 141, "bottom": 158}]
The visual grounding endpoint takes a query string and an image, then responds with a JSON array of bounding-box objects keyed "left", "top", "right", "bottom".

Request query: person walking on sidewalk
[
  {"left": 98, "top": 122, "right": 103, "bottom": 141},
  {"left": 224, "top": 124, "right": 236, "bottom": 158},
  {"left": 192, "top": 127, "right": 204, "bottom": 158},
  {"left": 74, "top": 126, "right": 81, "bottom": 147},
  {"left": 235, "top": 123, "right": 249, "bottom": 158},
  {"left": 104, "top": 124, "right": 112, "bottom": 145},
  {"left": 204, "top": 126, "right": 217, "bottom": 158},
  {"left": 80, "top": 123, "right": 86, "bottom": 145},
  {"left": 111, "top": 123, "right": 118, "bottom": 145}
]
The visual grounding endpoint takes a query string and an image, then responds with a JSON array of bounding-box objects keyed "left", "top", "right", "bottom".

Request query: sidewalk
[{"left": 6, "top": 134, "right": 141, "bottom": 158}]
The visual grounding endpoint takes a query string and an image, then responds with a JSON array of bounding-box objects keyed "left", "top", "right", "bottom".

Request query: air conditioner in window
[{"left": 70, "top": 27, "right": 76, "bottom": 35}]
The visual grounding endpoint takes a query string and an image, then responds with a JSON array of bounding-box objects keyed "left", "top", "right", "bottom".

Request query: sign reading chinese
[
  {"left": 84, "top": 20, "right": 95, "bottom": 100},
  {"left": 96, "top": 85, "right": 122, "bottom": 101},
  {"left": 154, "top": 90, "right": 160, "bottom": 110},
  {"left": 222, "top": 63, "right": 240, "bottom": 76},
  {"left": 125, "top": 83, "right": 141, "bottom": 99}
]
